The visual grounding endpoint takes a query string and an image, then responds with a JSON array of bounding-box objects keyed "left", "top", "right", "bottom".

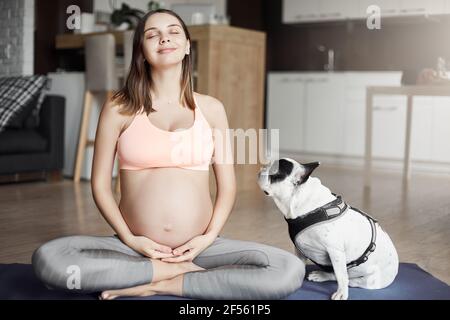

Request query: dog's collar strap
[
  {"left": 284, "top": 194, "right": 348, "bottom": 240},
  {"left": 285, "top": 194, "right": 379, "bottom": 272}
]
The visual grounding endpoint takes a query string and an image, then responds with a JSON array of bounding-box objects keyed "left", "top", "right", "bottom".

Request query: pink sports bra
[{"left": 117, "top": 96, "right": 214, "bottom": 171}]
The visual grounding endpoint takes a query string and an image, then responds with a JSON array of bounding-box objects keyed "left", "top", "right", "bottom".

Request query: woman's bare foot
[
  {"left": 99, "top": 263, "right": 204, "bottom": 300},
  {"left": 99, "top": 283, "right": 156, "bottom": 300},
  {"left": 99, "top": 275, "right": 185, "bottom": 300}
]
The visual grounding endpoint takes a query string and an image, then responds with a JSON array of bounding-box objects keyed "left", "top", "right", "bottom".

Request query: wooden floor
[{"left": 0, "top": 165, "right": 449, "bottom": 285}]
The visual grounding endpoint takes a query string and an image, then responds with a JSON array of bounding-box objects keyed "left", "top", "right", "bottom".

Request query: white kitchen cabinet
[
  {"left": 283, "top": 0, "right": 355, "bottom": 23},
  {"left": 369, "top": 93, "right": 448, "bottom": 163},
  {"left": 357, "top": 0, "right": 445, "bottom": 18},
  {"left": 268, "top": 72, "right": 403, "bottom": 157},
  {"left": 267, "top": 73, "right": 306, "bottom": 152},
  {"left": 283, "top": 0, "right": 447, "bottom": 24},
  {"left": 372, "top": 96, "right": 407, "bottom": 159},
  {"left": 267, "top": 72, "right": 450, "bottom": 170},
  {"left": 266, "top": 71, "right": 450, "bottom": 166},
  {"left": 411, "top": 97, "right": 433, "bottom": 161},
  {"left": 342, "top": 72, "right": 403, "bottom": 156},
  {"left": 371, "top": 95, "right": 441, "bottom": 162},
  {"left": 445, "top": 0, "right": 450, "bottom": 14},
  {"left": 431, "top": 97, "right": 450, "bottom": 162},
  {"left": 282, "top": 0, "right": 320, "bottom": 23},
  {"left": 343, "top": 100, "right": 366, "bottom": 156},
  {"left": 304, "top": 74, "right": 344, "bottom": 154},
  {"left": 398, "top": 0, "right": 445, "bottom": 16},
  {"left": 360, "top": 0, "right": 446, "bottom": 17},
  {"left": 317, "top": 0, "right": 353, "bottom": 21},
  {"left": 358, "top": 0, "right": 400, "bottom": 18}
]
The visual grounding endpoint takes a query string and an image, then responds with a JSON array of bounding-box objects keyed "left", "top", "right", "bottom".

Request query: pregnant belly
[{"left": 118, "top": 168, "right": 213, "bottom": 248}]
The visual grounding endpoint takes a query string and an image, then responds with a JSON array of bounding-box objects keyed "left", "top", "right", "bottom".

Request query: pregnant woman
[{"left": 31, "top": 9, "right": 305, "bottom": 300}]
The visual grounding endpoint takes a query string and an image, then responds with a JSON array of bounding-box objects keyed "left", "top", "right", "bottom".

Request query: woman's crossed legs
[{"left": 32, "top": 234, "right": 305, "bottom": 300}]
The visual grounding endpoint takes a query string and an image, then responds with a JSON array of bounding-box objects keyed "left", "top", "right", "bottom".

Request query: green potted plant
[
  {"left": 110, "top": 3, "right": 145, "bottom": 30},
  {"left": 148, "top": 1, "right": 162, "bottom": 11}
]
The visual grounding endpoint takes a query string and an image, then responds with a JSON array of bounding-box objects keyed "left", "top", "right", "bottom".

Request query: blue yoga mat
[{"left": 0, "top": 263, "right": 448, "bottom": 300}]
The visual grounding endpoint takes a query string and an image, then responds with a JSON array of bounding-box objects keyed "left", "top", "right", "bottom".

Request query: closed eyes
[{"left": 147, "top": 31, "right": 180, "bottom": 39}]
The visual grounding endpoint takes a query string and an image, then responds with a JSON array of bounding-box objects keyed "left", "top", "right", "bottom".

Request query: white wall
[
  {"left": 23, "top": 0, "right": 34, "bottom": 75},
  {"left": 0, "top": 0, "right": 34, "bottom": 76}
]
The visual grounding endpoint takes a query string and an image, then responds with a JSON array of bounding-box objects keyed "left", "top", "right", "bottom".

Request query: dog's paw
[
  {"left": 307, "top": 271, "right": 336, "bottom": 282},
  {"left": 331, "top": 288, "right": 348, "bottom": 300}
]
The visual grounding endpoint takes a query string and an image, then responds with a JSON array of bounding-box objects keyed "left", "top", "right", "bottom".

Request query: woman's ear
[{"left": 186, "top": 41, "right": 190, "bottom": 55}]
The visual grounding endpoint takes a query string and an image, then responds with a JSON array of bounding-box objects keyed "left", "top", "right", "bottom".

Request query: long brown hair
[{"left": 111, "top": 9, "right": 195, "bottom": 116}]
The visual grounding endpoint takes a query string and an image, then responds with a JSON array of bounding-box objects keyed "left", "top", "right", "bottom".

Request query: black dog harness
[{"left": 284, "top": 194, "right": 378, "bottom": 272}]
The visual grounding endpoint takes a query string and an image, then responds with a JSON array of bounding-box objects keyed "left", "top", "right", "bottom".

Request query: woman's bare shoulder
[
  {"left": 101, "top": 98, "right": 136, "bottom": 134},
  {"left": 194, "top": 93, "right": 227, "bottom": 128},
  {"left": 194, "top": 92, "right": 224, "bottom": 109}
]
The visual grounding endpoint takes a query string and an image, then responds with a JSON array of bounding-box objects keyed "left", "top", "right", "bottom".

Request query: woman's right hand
[{"left": 124, "top": 235, "right": 175, "bottom": 259}]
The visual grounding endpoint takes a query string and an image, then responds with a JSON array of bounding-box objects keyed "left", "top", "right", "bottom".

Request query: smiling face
[
  {"left": 257, "top": 158, "right": 320, "bottom": 198},
  {"left": 142, "top": 12, "right": 190, "bottom": 68}
]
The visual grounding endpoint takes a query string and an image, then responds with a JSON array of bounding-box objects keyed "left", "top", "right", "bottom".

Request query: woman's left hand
[{"left": 161, "top": 233, "right": 216, "bottom": 263}]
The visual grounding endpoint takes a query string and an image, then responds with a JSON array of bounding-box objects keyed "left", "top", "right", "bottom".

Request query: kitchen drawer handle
[
  {"left": 321, "top": 12, "right": 341, "bottom": 17},
  {"left": 373, "top": 106, "right": 398, "bottom": 111},
  {"left": 305, "top": 78, "right": 328, "bottom": 83},
  {"left": 281, "top": 77, "right": 306, "bottom": 82},
  {"left": 401, "top": 8, "right": 425, "bottom": 13}
]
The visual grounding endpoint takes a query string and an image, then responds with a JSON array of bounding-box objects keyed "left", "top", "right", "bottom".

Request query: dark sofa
[{"left": 0, "top": 95, "right": 65, "bottom": 183}]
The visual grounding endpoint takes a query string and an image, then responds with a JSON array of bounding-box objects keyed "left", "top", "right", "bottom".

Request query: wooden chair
[
  {"left": 111, "top": 30, "right": 134, "bottom": 194},
  {"left": 73, "top": 34, "right": 121, "bottom": 194}
]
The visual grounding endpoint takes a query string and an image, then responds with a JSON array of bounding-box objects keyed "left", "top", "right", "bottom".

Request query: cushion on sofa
[
  {"left": 0, "top": 75, "right": 49, "bottom": 133},
  {"left": 0, "top": 129, "right": 48, "bottom": 154},
  {"left": 5, "top": 94, "right": 40, "bottom": 129}
]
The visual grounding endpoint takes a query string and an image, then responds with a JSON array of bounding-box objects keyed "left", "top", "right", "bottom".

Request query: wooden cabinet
[{"left": 188, "top": 25, "right": 266, "bottom": 192}]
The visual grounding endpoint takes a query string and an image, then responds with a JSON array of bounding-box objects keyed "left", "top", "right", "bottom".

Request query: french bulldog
[{"left": 257, "top": 158, "right": 399, "bottom": 300}]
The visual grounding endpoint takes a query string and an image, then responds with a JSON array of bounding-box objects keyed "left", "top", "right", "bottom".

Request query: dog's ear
[{"left": 293, "top": 162, "right": 320, "bottom": 185}]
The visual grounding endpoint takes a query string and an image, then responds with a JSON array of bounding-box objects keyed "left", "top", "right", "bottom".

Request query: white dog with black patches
[{"left": 257, "top": 158, "right": 399, "bottom": 300}]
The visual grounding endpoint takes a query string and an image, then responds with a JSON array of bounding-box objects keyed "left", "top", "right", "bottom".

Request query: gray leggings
[{"left": 31, "top": 234, "right": 305, "bottom": 300}]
